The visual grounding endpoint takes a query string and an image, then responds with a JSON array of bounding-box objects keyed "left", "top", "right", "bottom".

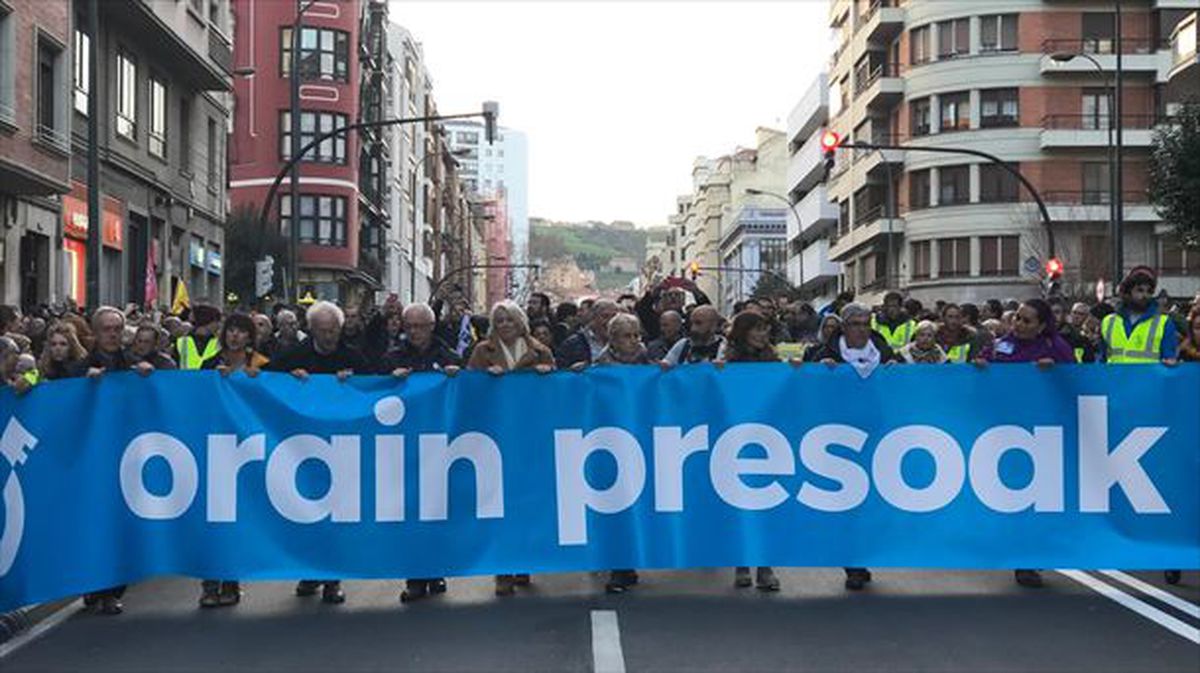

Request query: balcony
[
  {"left": 1044, "top": 190, "right": 1159, "bottom": 222},
  {"left": 787, "top": 185, "right": 839, "bottom": 244},
  {"left": 854, "top": 131, "right": 904, "bottom": 176},
  {"left": 1040, "top": 38, "right": 1169, "bottom": 77},
  {"left": 1168, "top": 13, "right": 1198, "bottom": 98},
  {"left": 208, "top": 29, "right": 233, "bottom": 76},
  {"left": 787, "top": 74, "right": 829, "bottom": 148},
  {"left": 828, "top": 204, "right": 903, "bottom": 261},
  {"left": 786, "top": 131, "right": 826, "bottom": 197},
  {"left": 855, "top": 1, "right": 905, "bottom": 45},
  {"left": 1040, "top": 115, "right": 1157, "bottom": 149},
  {"left": 854, "top": 63, "right": 903, "bottom": 111},
  {"left": 800, "top": 238, "right": 841, "bottom": 287}
]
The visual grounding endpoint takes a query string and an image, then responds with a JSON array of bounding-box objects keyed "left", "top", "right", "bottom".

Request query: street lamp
[
  {"left": 286, "top": 0, "right": 320, "bottom": 303},
  {"left": 744, "top": 188, "right": 805, "bottom": 301},
  {"left": 1050, "top": 51, "right": 1120, "bottom": 288}
]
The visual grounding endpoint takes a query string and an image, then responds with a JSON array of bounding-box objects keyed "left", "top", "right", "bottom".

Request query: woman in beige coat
[{"left": 467, "top": 300, "right": 554, "bottom": 595}]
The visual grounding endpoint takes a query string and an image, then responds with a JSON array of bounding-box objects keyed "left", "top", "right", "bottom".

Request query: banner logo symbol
[{"left": 0, "top": 416, "right": 38, "bottom": 577}]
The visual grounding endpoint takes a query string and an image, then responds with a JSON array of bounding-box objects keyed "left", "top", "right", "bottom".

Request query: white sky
[{"left": 391, "top": 0, "right": 831, "bottom": 227}]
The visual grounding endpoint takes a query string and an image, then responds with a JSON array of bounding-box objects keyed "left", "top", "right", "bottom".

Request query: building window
[
  {"left": 979, "top": 14, "right": 1018, "bottom": 52},
  {"left": 838, "top": 199, "right": 850, "bottom": 237},
  {"left": 1161, "top": 238, "right": 1200, "bottom": 275},
  {"left": 911, "top": 97, "right": 931, "bottom": 136},
  {"left": 1082, "top": 162, "right": 1110, "bottom": 204},
  {"left": 938, "top": 238, "right": 971, "bottom": 277},
  {"left": 281, "top": 27, "right": 350, "bottom": 82},
  {"left": 206, "top": 118, "right": 218, "bottom": 191},
  {"left": 980, "top": 88, "right": 1019, "bottom": 128},
  {"left": 911, "top": 240, "right": 932, "bottom": 279},
  {"left": 280, "top": 110, "right": 349, "bottom": 164},
  {"left": 280, "top": 194, "right": 348, "bottom": 247},
  {"left": 910, "top": 25, "right": 931, "bottom": 65},
  {"left": 0, "top": 7, "right": 12, "bottom": 124},
  {"left": 909, "top": 169, "right": 931, "bottom": 210},
  {"left": 939, "top": 91, "right": 970, "bottom": 132},
  {"left": 36, "top": 36, "right": 63, "bottom": 145},
  {"left": 937, "top": 18, "right": 970, "bottom": 58},
  {"left": 73, "top": 26, "right": 89, "bottom": 115},
  {"left": 939, "top": 165, "right": 970, "bottom": 205},
  {"left": 1081, "top": 235, "right": 1110, "bottom": 281},
  {"left": 116, "top": 50, "right": 137, "bottom": 139},
  {"left": 457, "top": 131, "right": 479, "bottom": 145},
  {"left": 179, "top": 97, "right": 192, "bottom": 175},
  {"left": 980, "top": 236, "right": 1019, "bottom": 276},
  {"left": 149, "top": 77, "right": 167, "bottom": 159},
  {"left": 1082, "top": 88, "right": 1111, "bottom": 130},
  {"left": 980, "top": 163, "right": 1020, "bottom": 203},
  {"left": 1082, "top": 13, "right": 1115, "bottom": 55}
]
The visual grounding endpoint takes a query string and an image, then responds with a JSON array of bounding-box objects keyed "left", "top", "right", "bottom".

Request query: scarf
[
  {"left": 497, "top": 337, "right": 528, "bottom": 371},
  {"left": 838, "top": 336, "right": 882, "bottom": 379}
]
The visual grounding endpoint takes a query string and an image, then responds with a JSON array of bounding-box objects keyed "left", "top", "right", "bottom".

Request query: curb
[{"left": 0, "top": 598, "right": 80, "bottom": 655}]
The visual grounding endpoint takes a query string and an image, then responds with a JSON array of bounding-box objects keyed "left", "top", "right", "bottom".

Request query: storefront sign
[{"left": 62, "top": 183, "right": 124, "bottom": 250}]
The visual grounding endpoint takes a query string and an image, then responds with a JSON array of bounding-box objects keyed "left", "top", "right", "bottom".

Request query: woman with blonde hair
[
  {"left": 37, "top": 321, "right": 89, "bottom": 380},
  {"left": 466, "top": 300, "right": 554, "bottom": 596},
  {"left": 899, "top": 320, "right": 947, "bottom": 364}
]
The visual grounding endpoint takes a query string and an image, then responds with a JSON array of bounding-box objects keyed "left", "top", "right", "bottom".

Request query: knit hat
[{"left": 1119, "top": 266, "right": 1157, "bottom": 295}]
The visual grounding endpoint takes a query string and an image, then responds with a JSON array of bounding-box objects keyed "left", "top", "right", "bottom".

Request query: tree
[
  {"left": 1149, "top": 98, "right": 1200, "bottom": 249},
  {"left": 751, "top": 271, "right": 796, "bottom": 302},
  {"left": 223, "top": 204, "right": 289, "bottom": 308}
]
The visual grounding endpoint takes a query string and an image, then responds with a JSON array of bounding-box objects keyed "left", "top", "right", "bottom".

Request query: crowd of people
[{"left": 1, "top": 264, "right": 1195, "bottom": 614}]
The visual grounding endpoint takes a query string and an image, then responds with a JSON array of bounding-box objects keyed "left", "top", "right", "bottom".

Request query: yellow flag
[{"left": 171, "top": 280, "right": 191, "bottom": 315}]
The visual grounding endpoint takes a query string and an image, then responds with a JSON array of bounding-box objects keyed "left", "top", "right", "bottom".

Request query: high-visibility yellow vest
[
  {"left": 20, "top": 369, "right": 39, "bottom": 386},
  {"left": 176, "top": 335, "right": 220, "bottom": 370},
  {"left": 872, "top": 317, "right": 915, "bottom": 349},
  {"left": 946, "top": 343, "right": 970, "bottom": 363},
  {"left": 1073, "top": 347, "right": 1085, "bottom": 364},
  {"left": 1101, "top": 313, "right": 1168, "bottom": 364}
]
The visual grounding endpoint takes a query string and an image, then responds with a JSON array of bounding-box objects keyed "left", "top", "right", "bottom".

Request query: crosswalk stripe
[
  {"left": 1058, "top": 570, "right": 1199, "bottom": 645},
  {"left": 1099, "top": 570, "right": 1200, "bottom": 621},
  {"left": 591, "top": 609, "right": 627, "bottom": 673}
]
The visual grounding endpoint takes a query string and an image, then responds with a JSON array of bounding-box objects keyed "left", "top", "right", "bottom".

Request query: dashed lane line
[{"left": 591, "top": 609, "right": 626, "bottom": 673}]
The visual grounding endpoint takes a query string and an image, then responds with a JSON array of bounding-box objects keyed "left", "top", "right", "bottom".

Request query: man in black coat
[
  {"left": 266, "top": 301, "right": 368, "bottom": 604},
  {"left": 379, "top": 302, "right": 461, "bottom": 602}
]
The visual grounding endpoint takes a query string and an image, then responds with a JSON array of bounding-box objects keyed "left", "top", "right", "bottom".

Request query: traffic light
[
  {"left": 689, "top": 261, "right": 700, "bottom": 281},
  {"left": 820, "top": 129, "right": 842, "bottom": 179},
  {"left": 1045, "top": 257, "right": 1063, "bottom": 279},
  {"left": 482, "top": 101, "right": 499, "bottom": 145},
  {"left": 1043, "top": 257, "right": 1064, "bottom": 297}
]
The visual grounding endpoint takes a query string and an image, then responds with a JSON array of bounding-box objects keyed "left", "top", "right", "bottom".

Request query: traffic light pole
[{"left": 837, "top": 141, "right": 1055, "bottom": 259}]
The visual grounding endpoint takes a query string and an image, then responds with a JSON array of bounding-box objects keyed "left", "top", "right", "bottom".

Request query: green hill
[{"left": 529, "top": 219, "right": 648, "bottom": 291}]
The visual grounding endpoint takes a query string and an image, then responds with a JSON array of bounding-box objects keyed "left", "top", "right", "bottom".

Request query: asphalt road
[{"left": 2, "top": 569, "right": 1197, "bottom": 672}]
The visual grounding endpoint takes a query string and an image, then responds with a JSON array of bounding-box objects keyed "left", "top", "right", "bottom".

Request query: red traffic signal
[
  {"left": 820, "top": 130, "right": 842, "bottom": 154},
  {"left": 1045, "top": 257, "right": 1064, "bottom": 278}
]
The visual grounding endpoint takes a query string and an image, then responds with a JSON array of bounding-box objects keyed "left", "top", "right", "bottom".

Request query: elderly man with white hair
[
  {"left": 273, "top": 308, "right": 307, "bottom": 354},
  {"left": 378, "top": 302, "right": 462, "bottom": 603},
  {"left": 266, "top": 300, "right": 368, "bottom": 605}
]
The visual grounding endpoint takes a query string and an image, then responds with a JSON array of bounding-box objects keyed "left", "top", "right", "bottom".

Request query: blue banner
[{"left": 0, "top": 365, "right": 1197, "bottom": 610}]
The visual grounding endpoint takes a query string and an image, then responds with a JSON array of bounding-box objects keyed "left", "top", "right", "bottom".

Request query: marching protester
[
  {"left": 383, "top": 302, "right": 462, "bottom": 603},
  {"left": 645, "top": 310, "right": 684, "bottom": 361},
  {"left": 899, "top": 320, "right": 947, "bottom": 364},
  {"left": 556, "top": 299, "right": 620, "bottom": 370},
  {"left": 194, "top": 313, "right": 268, "bottom": 608},
  {"left": 1099, "top": 267, "right": 1179, "bottom": 365},
  {"left": 530, "top": 319, "right": 557, "bottom": 351},
  {"left": 986, "top": 298, "right": 1074, "bottom": 589},
  {"left": 130, "top": 324, "right": 178, "bottom": 370},
  {"left": 662, "top": 305, "right": 724, "bottom": 365},
  {"left": 1179, "top": 304, "right": 1200, "bottom": 363},
  {"left": 720, "top": 311, "right": 782, "bottom": 592},
  {"left": 936, "top": 304, "right": 988, "bottom": 364},
  {"left": 273, "top": 309, "right": 306, "bottom": 353},
  {"left": 250, "top": 312, "right": 277, "bottom": 358},
  {"left": 176, "top": 304, "right": 222, "bottom": 370},
  {"left": 36, "top": 322, "right": 88, "bottom": 381},
  {"left": 266, "top": 301, "right": 368, "bottom": 605},
  {"left": 467, "top": 300, "right": 554, "bottom": 596},
  {"left": 802, "top": 302, "right": 898, "bottom": 589},
  {"left": 635, "top": 277, "right": 710, "bottom": 343},
  {"left": 872, "top": 292, "right": 915, "bottom": 350}
]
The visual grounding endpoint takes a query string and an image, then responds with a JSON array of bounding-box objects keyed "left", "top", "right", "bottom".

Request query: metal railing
[
  {"left": 1041, "top": 37, "right": 1165, "bottom": 56},
  {"left": 853, "top": 62, "right": 901, "bottom": 95},
  {"left": 1041, "top": 114, "right": 1160, "bottom": 130},
  {"left": 1044, "top": 190, "right": 1148, "bottom": 205}
]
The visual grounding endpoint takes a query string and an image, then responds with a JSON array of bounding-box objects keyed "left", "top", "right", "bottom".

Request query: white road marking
[
  {"left": 591, "top": 609, "right": 627, "bottom": 673},
  {"left": 0, "top": 599, "right": 84, "bottom": 660},
  {"left": 1100, "top": 570, "right": 1200, "bottom": 620},
  {"left": 1058, "top": 570, "right": 1200, "bottom": 645}
]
